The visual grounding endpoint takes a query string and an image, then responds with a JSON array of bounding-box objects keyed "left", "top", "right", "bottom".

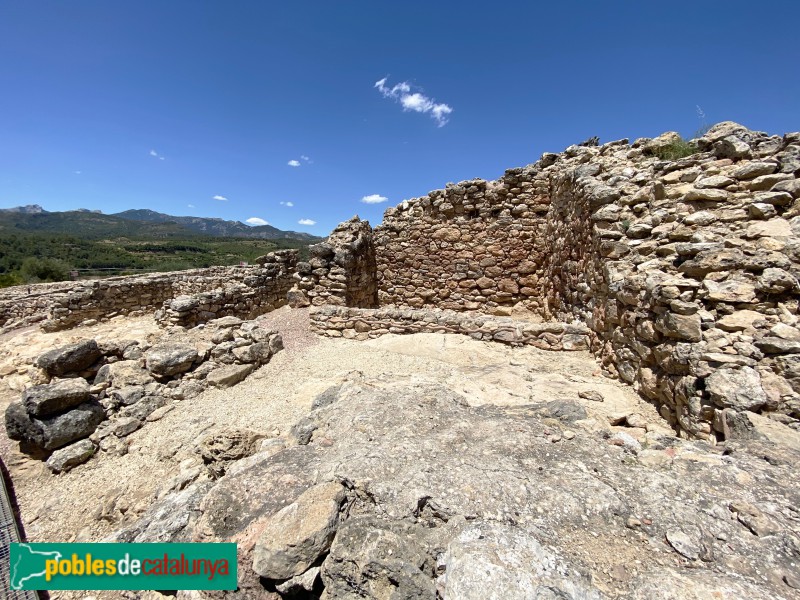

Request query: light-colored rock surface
[
  {"left": 46, "top": 438, "right": 95, "bottom": 473},
  {"left": 252, "top": 481, "right": 345, "bottom": 580}
]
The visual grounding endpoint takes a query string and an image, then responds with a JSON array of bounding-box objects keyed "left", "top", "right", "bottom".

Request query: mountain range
[{"left": 0, "top": 206, "right": 319, "bottom": 241}]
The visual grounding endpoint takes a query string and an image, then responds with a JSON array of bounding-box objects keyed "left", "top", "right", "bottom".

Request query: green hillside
[{"left": 0, "top": 232, "right": 311, "bottom": 287}]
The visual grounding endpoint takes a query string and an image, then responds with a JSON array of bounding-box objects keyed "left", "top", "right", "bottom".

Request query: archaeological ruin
[{"left": 2, "top": 121, "right": 799, "bottom": 599}]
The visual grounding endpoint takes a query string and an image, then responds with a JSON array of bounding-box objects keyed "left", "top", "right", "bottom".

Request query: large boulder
[
  {"left": 95, "top": 360, "right": 154, "bottom": 387},
  {"left": 145, "top": 343, "right": 199, "bottom": 377},
  {"left": 35, "top": 340, "right": 101, "bottom": 376},
  {"left": 5, "top": 400, "right": 105, "bottom": 451},
  {"left": 252, "top": 481, "right": 346, "bottom": 580},
  {"left": 23, "top": 378, "right": 90, "bottom": 417}
]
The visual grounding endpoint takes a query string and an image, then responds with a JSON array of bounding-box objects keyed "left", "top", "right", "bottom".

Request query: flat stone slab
[
  {"left": 253, "top": 482, "right": 345, "bottom": 580},
  {"left": 23, "top": 378, "right": 90, "bottom": 417},
  {"left": 145, "top": 343, "right": 199, "bottom": 377},
  {"left": 206, "top": 363, "right": 254, "bottom": 388},
  {"left": 46, "top": 438, "right": 95, "bottom": 473}
]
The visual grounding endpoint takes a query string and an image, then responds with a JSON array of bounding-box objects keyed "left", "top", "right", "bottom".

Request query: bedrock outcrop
[{"left": 108, "top": 379, "right": 800, "bottom": 599}]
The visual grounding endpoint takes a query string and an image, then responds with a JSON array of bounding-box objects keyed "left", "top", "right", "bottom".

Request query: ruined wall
[
  {"left": 0, "top": 251, "right": 299, "bottom": 332},
  {"left": 374, "top": 178, "right": 550, "bottom": 313},
  {"left": 288, "top": 217, "right": 378, "bottom": 308},
  {"left": 154, "top": 251, "right": 298, "bottom": 328},
  {"left": 362, "top": 122, "right": 800, "bottom": 439},
  {"left": 0, "top": 282, "right": 83, "bottom": 332},
  {"left": 309, "top": 305, "right": 591, "bottom": 350}
]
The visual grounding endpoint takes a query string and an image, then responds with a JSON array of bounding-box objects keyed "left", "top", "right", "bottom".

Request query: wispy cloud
[
  {"left": 280, "top": 201, "right": 294, "bottom": 207},
  {"left": 149, "top": 149, "right": 166, "bottom": 160},
  {"left": 212, "top": 195, "right": 228, "bottom": 201},
  {"left": 187, "top": 204, "right": 195, "bottom": 208},
  {"left": 361, "top": 194, "right": 388, "bottom": 204},
  {"left": 375, "top": 77, "right": 453, "bottom": 127},
  {"left": 298, "top": 218, "right": 316, "bottom": 226},
  {"left": 74, "top": 171, "right": 81, "bottom": 175},
  {"left": 288, "top": 160, "right": 301, "bottom": 167},
  {"left": 246, "top": 217, "right": 269, "bottom": 226},
  {"left": 300, "top": 155, "right": 310, "bottom": 162}
]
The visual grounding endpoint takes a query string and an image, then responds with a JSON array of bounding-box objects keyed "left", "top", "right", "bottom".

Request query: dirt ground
[{"left": 0, "top": 306, "right": 666, "bottom": 599}]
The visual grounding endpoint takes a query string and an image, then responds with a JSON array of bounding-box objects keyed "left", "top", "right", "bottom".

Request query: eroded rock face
[
  {"left": 253, "top": 481, "right": 346, "bottom": 580},
  {"left": 199, "top": 428, "right": 264, "bottom": 478},
  {"left": 112, "top": 381, "right": 800, "bottom": 599},
  {"left": 443, "top": 524, "right": 600, "bottom": 600}
]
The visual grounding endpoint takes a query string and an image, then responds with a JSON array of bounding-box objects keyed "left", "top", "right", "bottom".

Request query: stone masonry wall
[
  {"left": 155, "top": 251, "right": 297, "bottom": 328},
  {"left": 288, "top": 217, "right": 378, "bottom": 309},
  {"left": 356, "top": 122, "right": 800, "bottom": 440},
  {"left": 309, "top": 305, "right": 591, "bottom": 350},
  {"left": 0, "top": 282, "right": 84, "bottom": 332},
  {"left": 8, "top": 251, "right": 299, "bottom": 332}
]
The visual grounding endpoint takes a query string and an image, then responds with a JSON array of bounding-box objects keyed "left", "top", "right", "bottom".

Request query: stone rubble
[{"left": 4, "top": 315, "right": 284, "bottom": 470}]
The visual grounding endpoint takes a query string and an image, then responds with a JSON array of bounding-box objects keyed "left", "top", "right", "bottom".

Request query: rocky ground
[{"left": 1, "top": 307, "right": 799, "bottom": 599}]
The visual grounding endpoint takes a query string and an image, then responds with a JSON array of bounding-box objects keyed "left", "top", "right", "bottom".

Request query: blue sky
[{"left": 1, "top": 1, "right": 798, "bottom": 235}]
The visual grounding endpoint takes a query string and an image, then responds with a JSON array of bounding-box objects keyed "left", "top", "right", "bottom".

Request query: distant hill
[
  {"left": 0, "top": 206, "right": 319, "bottom": 241},
  {"left": 0, "top": 204, "right": 46, "bottom": 214},
  {"left": 113, "top": 209, "right": 317, "bottom": 240}
]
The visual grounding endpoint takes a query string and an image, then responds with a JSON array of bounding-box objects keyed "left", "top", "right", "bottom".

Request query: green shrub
[
  {"left": 652, "top": 137, "right": 699, "bottom": 161},
  {"left": 19, "top": 257, "right": 70, "bottom": 283},
  {"left": 0, "top": 272, "right": 23, "bottom": 288}
]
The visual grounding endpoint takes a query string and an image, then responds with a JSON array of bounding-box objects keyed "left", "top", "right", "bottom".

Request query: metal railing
[{"left": 0, "top": 458, "right": 38, "bottom": 599}]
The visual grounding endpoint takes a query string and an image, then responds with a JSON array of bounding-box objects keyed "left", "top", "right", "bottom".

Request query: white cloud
[
  {"left": 280, "top": 201, "right": 294, "bottom": 207},
  {"left": 375, "top": 77, "right": 453, "bottom": 127},
  {"left": 300, "top": 155, "right": 310, "bottom": 162},
  {"left": 361, "top": 194, "right": 388, "bottom": 204},
  {"left": 212, "top": 195, "right": 228, "bottom": 201},
  {"left": 246, "top": 217, "right": 269, "bottom": 226},
  {"left": 288, "top": 160, "right": 301, "bottom": 167},
  {"left": 187, "top": 204, "right": 195, "bottom": 208},
  {"left": 298, "top": 218, "right": 316, "bottom": 226},
  {"left": 159, "top": 156, "right": 165, "bottom": 161},
  {"left": 149, "top": 149, "right": 158, "bottom": 157},
  {"left": 74, "top": 170, "right": 81, "bottom": 175}
]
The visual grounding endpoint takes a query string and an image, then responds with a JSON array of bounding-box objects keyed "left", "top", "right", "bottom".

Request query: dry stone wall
[
  {"left": 288, "top": 217, "right": 378, "bottom": 309},
  {"left": 155, "top": 251, "right": 297, "bottom": 328},
  {"left": 309, "top": 305, "right": 591, "bottom": 350},
  {"left": 0, "top": 251, "right": 298, "bottom": 332},
  {"left": 316, "top": 122, "right": 800, "bottom": 440},
  {"left": 0, "top": 282, "right": 83, "bottom": 332}
]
